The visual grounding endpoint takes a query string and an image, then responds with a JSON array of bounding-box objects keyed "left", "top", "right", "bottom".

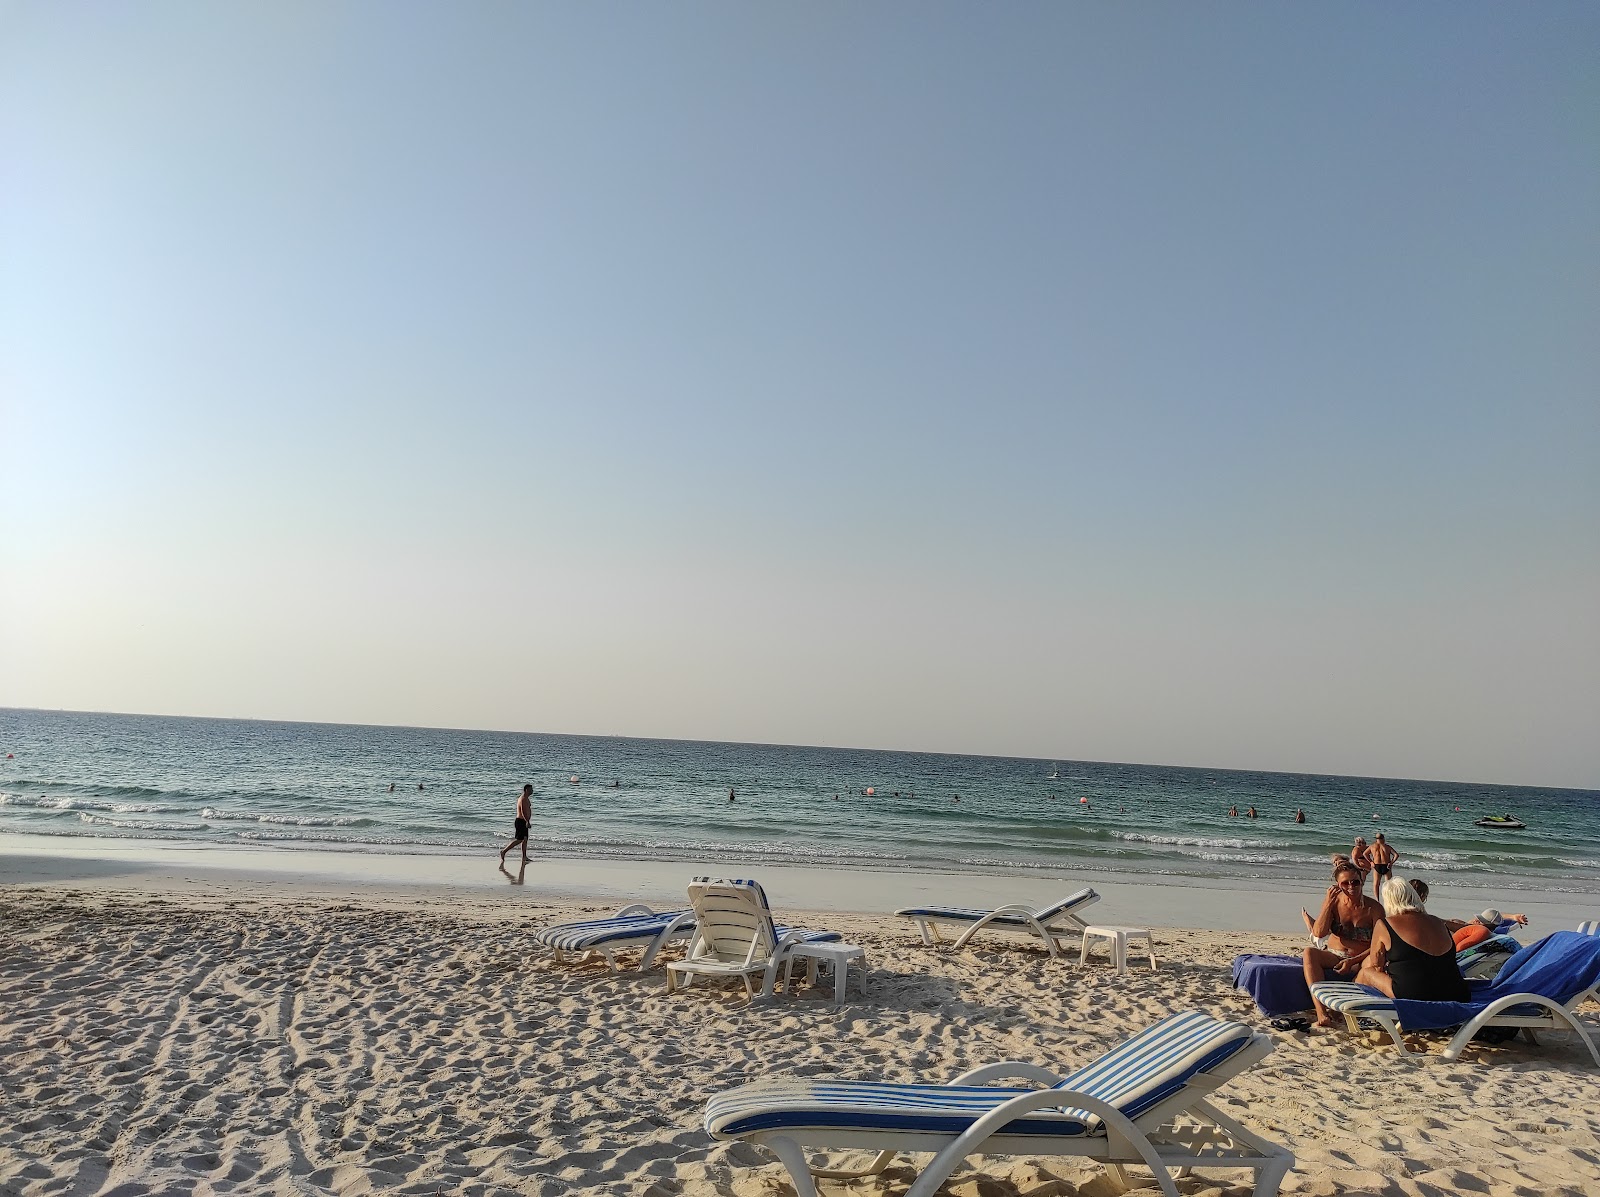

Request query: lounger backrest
[
  {"left": 688, "top": 877, "right": 778, "bottom": 965},
  {"left": 1051, "top": 1010, "right": 1253, "bottom": 1126},
  {"left": 1032, "top": 887, "right": 1099, "bottom": 923}
]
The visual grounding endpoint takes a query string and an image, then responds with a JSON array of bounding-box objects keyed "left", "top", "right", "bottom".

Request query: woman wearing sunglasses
[{"left": 1304, "top": 862, "right": 1384, "bottom": 1027}]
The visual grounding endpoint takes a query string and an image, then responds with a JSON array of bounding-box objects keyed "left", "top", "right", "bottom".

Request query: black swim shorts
[{"left": 513, "top": 817, "right": 529, "bottom": 841}]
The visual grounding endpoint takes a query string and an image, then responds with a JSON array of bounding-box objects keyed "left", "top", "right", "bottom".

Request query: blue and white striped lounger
[
  {"left": 1310, "top": 931, "right": 1600, "bottom": 1063},
  {"left": 705, "top": 1009, "right": 1293, "bottom": 1197},
  {"left": 895, "top": 887, "right": 1100, "bottom": 956},
  {"left": 533, "top": 904, "right": 699, "bottom": 971}
]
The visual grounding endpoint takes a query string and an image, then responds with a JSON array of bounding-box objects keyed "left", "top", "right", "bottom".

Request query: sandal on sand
[{"left": 1270, "top": 1017, "right": 1312, "bottom": 1033}]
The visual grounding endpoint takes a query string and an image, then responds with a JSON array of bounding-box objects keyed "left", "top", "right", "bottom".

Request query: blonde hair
[{"left": 1380, "top": 877, "right": 1425, "bottom": 916}]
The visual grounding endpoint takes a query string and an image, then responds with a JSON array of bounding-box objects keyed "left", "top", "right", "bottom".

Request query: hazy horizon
[{"left": 4, "top": 6, "right": 1597, "bottom": 790}]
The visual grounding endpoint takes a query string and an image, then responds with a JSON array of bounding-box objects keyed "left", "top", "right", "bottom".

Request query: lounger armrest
[
  {"left": 638, "top": 910, "right": 701, "bottom": 971},
  {"left": 951, "top": 905, "right": 1055, "bottom": 953},
  {"left": 615, "top": 903, "right": 656, "bottom": 918},
  {"left": 920, "top": 1086, "right": 1170, "bottom": 1184},
  {"left": 949, "top": 1061, "right": 1065, "bottom": 1087},
  {"left": 983, "top": 903, "right": 1039, "bottom": 919}
]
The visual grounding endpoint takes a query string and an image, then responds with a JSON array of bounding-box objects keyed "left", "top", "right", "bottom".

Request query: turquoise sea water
[{"left": 1, "top": 708, "right": 1596, "bottom": 896}]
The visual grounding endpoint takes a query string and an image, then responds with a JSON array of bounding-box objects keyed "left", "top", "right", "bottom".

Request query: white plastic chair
[{"left": 665, "top": 878, "right": 823, "bottom": 1000}]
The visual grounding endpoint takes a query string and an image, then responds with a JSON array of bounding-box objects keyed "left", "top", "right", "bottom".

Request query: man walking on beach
[{"left": 500, "top": 784, "right": 533, "bottom": 864}]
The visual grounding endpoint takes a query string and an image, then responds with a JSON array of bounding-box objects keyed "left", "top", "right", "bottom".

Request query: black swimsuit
[{"left": 1382, "top": 918, "right": 1469, "bottom": 1002}]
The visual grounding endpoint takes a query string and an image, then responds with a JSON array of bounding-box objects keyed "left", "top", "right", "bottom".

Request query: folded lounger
[
  {"left": 1309, "top": 931, "right": 1600, "bottom": 1063},
  {"left": 666, "top": 878, "right": 841, "bottom": 1000},
  {"left": 895, "top": 887, "right": 1099, "bottom": 957},
  {"left": 532, "top": 904, "right": 699, "bottom": 971},
  {"left": 705, "top": 1009, "right": 1293, "bottom": 1197}
]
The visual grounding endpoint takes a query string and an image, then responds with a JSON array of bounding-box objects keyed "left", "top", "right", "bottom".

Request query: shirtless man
[
  {"left": 500, "top": 784, "right": 533, "bottom": 864},
  {"left": 1350, "top": 836, "right": 1375, "bottom": 894},
  {"left": 1368, "top": 833, "right": 1398, "bottom": 890}
]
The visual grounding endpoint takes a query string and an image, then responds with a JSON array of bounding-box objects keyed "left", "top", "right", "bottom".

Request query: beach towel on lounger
[{"left": 1384, "top": 931, "right": 1600, "bottom": 1032}]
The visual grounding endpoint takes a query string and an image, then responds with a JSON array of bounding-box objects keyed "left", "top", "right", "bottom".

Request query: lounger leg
[
  {"left": 1376, "top": 1013, "right": 1409, "bottom": 1052},
  {"left": 1104, "top": 1162, "right": 1132, "bottom": 1191},
  {"left": 762, "top": 1135, "right": 820, "bottom": 1197},
  {"left": 811, "top": 1149, "right": 896, "bottom": 1180}
]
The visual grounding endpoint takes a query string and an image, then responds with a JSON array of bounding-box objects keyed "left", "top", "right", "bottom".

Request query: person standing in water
[
  {"left": 500, "top": 784, "right": 533, "bottom": 864},
  {"left": 1350, "top": 835, "right": 1375, "bottom": 894},
  {"left": 1369, "top": 832, "right": 1398, "bottom": 889}
]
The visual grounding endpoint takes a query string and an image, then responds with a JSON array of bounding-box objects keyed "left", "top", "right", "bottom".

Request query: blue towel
[
  {"left": 1390, "top": 932, "right": 1600, "bottom": 1031},
  {"left": 1231, "top": 954, "right": 1334, "bottom": 1018}
]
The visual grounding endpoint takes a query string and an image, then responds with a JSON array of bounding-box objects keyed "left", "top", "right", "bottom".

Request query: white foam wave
[
  {"left": 76, "top": 812, "right": 195, "bottom": 832},
  {"left": 1, "top": 793, "right": 173, "bottom": 814},
  {"left": 201, "top": 808, "right": 362, "bottom": 827},
  {"left": 1114, "top": 832, "right": 1290, "bottom": 850}
]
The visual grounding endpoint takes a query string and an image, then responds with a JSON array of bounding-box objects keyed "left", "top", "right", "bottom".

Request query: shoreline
[{"left": 2, "top": 831, "right": 1593, "bottom": 931}]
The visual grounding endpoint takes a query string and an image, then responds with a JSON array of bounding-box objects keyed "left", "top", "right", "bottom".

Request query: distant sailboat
[{"left": 1048, "top": 764, "right": 1060, "bottom": 781}]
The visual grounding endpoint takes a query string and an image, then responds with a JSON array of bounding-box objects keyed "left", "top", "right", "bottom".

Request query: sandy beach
[{"left": 2, "top": 852, "right": 1597, "bottom": 1197}]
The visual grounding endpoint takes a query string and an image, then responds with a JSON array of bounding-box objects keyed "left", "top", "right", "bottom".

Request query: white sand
[{"left": 1, "top": 856, "right": 1598, "bottom": 1196}]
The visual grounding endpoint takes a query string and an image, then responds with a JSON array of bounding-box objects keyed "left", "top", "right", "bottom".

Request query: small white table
[
  {"left": 1080, "top": 925, "right": 1157, "bottom": 974},
  {"left": 785, "top": 941, "right": 868, "bottom": 1001}
]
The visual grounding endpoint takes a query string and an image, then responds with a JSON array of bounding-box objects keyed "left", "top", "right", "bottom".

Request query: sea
[{"left": 1, "top": 708, "right": 1596, "bottom": 898}]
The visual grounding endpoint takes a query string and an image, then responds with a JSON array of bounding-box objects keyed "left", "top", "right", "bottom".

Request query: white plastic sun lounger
[
  {"left": 532, "top": 903, "right": 699, "bottom": 971},
  {"left": 705, "top": 1009, "right": 1293, "bottom": 1197},
  {"left": 666, "top": 878, "right": 839, "bottom": 1001},
  {"left": 1310, "top": 971, "right": 1600, "bottom": 1066},
  {"left": 895, "top": 886, "right": 1099, "bottom": 956}
]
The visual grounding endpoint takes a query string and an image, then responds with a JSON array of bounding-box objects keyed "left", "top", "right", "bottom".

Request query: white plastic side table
[
  {"left": 1079, "top": 925, "right": 1157, "bottom": 974},
  {"left": 785, "top": 941, "right": 868, "bottom": 1001}
]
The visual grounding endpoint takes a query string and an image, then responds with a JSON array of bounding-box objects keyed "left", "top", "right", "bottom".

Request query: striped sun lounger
[
  {"left": 895, "top": 886, "right": 1100, "bottom": 956},
  {"left": 533, "top": 904, "right": 699, "bottom": 971},
  {"left": 705, "top": 1009, "right": 1293, "bottom": 1197},
  {"left": 1311, "top": 931, "right": 1600, "bottom": 1063}
]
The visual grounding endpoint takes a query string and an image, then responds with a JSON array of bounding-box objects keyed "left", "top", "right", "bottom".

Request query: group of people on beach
[{"left": 1299, "top": 832, "right": 1528, "bottom": 1027}]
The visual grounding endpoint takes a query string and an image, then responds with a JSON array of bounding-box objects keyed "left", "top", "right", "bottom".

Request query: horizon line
[{"left": 2, "top": 704, "right": 1592, "bottom": 795}]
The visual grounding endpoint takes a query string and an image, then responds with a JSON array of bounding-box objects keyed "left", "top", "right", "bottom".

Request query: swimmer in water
[
  {"left": 1295, "top": 808, "right": 1306, "bottom": 824},
  {"left": 728, "top": 788, "right": 735, "bottom": 802}
]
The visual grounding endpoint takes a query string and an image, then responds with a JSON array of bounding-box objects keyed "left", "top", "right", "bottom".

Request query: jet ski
[{"left": 1474, "top": 814, "right": 1526, "bottom": 830}]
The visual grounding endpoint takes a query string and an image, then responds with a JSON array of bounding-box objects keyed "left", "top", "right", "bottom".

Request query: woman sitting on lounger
[
  {"left": 1345, "top": 878, "right": 1470, "bottom": 1012},
  {"left": 1304, "top": 863, "right": 1383, "bottom": 1025}
]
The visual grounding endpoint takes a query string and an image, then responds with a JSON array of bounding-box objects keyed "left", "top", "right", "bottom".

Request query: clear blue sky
[{"left": 2, "top": 4, "right": 1596, "bottom": 788}]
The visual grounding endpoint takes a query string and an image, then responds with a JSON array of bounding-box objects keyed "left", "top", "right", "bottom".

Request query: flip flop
[{"left": 1269, "top": 1017, "right": 1311, "bottom": 1033}]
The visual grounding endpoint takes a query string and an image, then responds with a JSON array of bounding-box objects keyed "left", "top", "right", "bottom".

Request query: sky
[{"left": 2, "top": 4, "right": 1597, "bottom": 789}]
